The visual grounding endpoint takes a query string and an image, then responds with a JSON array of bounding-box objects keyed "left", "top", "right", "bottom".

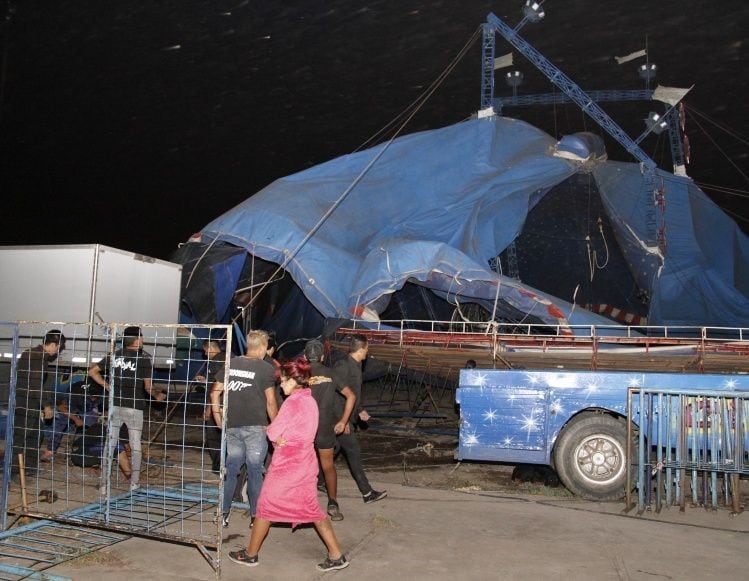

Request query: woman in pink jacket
[{"left": 228, "top": 356, "right": 349, "bottom": 572}]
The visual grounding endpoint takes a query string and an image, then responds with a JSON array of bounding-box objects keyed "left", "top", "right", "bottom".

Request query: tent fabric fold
[{"left": 195, "top": 115, "right": 749, "bottom": 331}]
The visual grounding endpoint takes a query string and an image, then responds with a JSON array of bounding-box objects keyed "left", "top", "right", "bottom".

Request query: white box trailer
[
  {"left": 0, "top": 244, "right": 183, "bottom": 367},
  {"left": 0, "top": 244, "right": 181, "bottom": 325}
]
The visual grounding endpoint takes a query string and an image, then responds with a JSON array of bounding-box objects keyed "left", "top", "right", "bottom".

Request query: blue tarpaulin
[{"left": 195, "top": 115, "right": 749, "bottom": 330}]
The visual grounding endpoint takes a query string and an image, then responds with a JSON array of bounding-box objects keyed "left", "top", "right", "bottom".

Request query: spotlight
[
  {"left": 505, "top": 70, "right": 524, "bottom": 88},
  {"left": 638, "top": 62, "right": 657, "bottom": 81},
  {"left": 523, "top": 1, "right": 546, "bottom": 22},
  {"left": 505, "top": 70, "right": 524, "bottom": 97},
  {"left": 645, "top": 111, "right": 668, "bottom": 135}
]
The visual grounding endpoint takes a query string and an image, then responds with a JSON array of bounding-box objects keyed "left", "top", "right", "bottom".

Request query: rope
[
  {"left": 355, "top": 26, "right": 482, "bottom": 152},
  {"left": 233, "top": 26, "right": 482, "bottom": 322},
  {"left": 688, "top": 109, "right": 749, "bottom": 184}
]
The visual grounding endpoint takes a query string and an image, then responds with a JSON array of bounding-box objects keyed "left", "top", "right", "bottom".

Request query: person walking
[
  {"left": 304, "top": 339, "right": 356, "bottom": 521},
  {"left": 228, "top": 357, "right": 349, "bottom": 572},
  {"left": 332, "top": 334, "right": 387, "bottom": 504},
  {"left": 210, "top": 330, "right": 278, "bottom": 527}
]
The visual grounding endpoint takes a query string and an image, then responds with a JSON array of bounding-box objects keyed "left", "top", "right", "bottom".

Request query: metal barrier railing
[
  {"left": 0, "top": 322, "right": 19, "bottom": 532},
  {"left": 626, "top": 387, "right": 749, "bottom": 515},
  {"left": 344, "top": 319, "right": 749, "bottom": 344},
  {"left": 0, "top": 321, "right": 232, "bottom": 577}
]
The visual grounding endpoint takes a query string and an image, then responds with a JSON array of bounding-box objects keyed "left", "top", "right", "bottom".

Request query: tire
[{"left": 553, "top": 414, "right": 629, "bottom": 501}]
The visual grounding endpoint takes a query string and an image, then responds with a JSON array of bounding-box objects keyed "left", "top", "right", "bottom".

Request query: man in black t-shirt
[
  {"left": 12, "top": 330, "right": 65, "bottom": 475},
  {"left": 333, "top": 334, "right": 387, "bottom": 504},
  {"left": 89, "top": 326, "right": 165, "bottom": 491},
  {"left": 304, "top": 340, "right": 356, "bottom": 521},
  {"left": 211, "top": 330, "right": 278, "bottom": 526}
]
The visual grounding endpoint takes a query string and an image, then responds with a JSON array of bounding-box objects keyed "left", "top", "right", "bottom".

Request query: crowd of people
[
  {"left": 210, "top": 329, "right": 386, "bottom": 572},
  {"left": 10, "top": 326, "right": 387, "bottom": 572}
]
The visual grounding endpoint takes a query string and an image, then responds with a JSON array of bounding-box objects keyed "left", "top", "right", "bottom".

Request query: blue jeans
[
  {"left": 45, "top": 402, "right": 101, "bottom": 453},
  {"left": 222, "top": 425, "right": 268, "bottom": 516}
]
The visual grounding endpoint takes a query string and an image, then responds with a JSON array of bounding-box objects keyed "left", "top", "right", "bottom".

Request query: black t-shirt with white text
[
  {"left": 98, "top": 348, "right": 154, "bottom": 411},
  {"left": 216, "top": 356, "right": 276, "bottom": 428}
]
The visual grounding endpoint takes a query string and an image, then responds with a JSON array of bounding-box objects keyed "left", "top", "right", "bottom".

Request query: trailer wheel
[{"left": 553, "top": 415, "right": 628, "bottom": 501}]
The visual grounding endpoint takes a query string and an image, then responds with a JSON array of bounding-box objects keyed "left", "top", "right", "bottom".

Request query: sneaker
[
  {"left": 317, "top": 483, "right": 327, "bottom": 494},
  {"left": 40, "top": 450, "right": 54, "bottom": 462},
  {"left": 316, "top": 555, "right": 349, "bottom": 572},
  {"left": 214, "top": 513, "right": 230, "bottom": 527},
  {"left": 129, "top": 482, "right": 141, "bottom": 492},
  {"left": 327, "top": 501, "right": 344, "bottom": 522},
  {"left": 363, "top": 489, "right": 387, "bottom": 504},
  {"left": 228, "top": 549, "right": 258, "bottom": 567}
]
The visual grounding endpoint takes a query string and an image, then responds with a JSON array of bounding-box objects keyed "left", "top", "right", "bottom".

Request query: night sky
[{"left": 2, "top": 1, "right": 748, "bottom": 260}]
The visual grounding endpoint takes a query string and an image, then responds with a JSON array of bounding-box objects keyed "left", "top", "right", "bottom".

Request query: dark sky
[{"left": 2, "top": 0, "right": 748, "bottom": 260}]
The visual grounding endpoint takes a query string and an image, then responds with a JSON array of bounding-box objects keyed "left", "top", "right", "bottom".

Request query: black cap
[{"left": 304, "top": 339, "right": 324, "bottom": 362}]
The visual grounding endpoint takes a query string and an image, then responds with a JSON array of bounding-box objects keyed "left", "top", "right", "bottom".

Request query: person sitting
[{"left": 41, "top": 380, "right": 103, "bottom": 462}]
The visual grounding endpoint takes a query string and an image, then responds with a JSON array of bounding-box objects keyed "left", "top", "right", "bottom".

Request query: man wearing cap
[
  {"left": 304, "top": 339, "right": 356, "bottom": 521},
  {"left": 89, "top": 326, "right": 165, "bottom": 491},
  {"left": 12, "top": 330, "right": 65, "bottom": 475}
]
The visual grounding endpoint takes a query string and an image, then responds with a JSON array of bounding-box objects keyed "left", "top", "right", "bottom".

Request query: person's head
[
  {"left": 122, "top": 326, "right": 143, "bottom": 350},
  {"left": 464, "top": 359, "right": 477, "bottom": 369},
  {"left": 349, "top": 334, "right": 369, "bottom": 362},
  {"left": 304, "top": 339, "right": 325, "bottom": 363},
  {"left": 202, "top": 339, "right": 222, "bottom": 359},
  {"left": 43, "top": 329, "right": 66, "bottom": 358},
  {"left": 278, "top": 356, "right": 311, "bottom": 396},
  {"left": 266, "top": 331, "right": 278, "bottom": 359},
  {"left": 245, "top": 330, "right": 269, "bottom": 359}
]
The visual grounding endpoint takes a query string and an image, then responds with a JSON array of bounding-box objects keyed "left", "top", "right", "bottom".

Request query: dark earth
[{"left": 2, "top": 1, "right": 748, "bottom": 259}]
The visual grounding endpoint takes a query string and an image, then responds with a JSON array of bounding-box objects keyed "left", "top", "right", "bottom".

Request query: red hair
[{"left": 277, "top": 356, "right": 311, "bottom": 387}]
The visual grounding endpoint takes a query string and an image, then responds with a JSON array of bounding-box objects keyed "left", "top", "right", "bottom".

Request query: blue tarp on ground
[{"left": 197, "top": 115, "right": 749, "bottom": 330}]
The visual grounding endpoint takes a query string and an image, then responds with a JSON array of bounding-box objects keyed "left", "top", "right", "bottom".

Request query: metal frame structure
[
  {"left": 335, "top": 320, "right": 749, "bottom": 375},
  {"left": 480, "top": 6, "right": 695, "bottom": 268},
  {"left": 626, "top": 387, "right": 748, "bottom": 515},
  {"left": 0, "top": 321, "right": 233, "bottom": 577},
  {"left": 484, "top": 11, "right": 656, "bottom": 168}
]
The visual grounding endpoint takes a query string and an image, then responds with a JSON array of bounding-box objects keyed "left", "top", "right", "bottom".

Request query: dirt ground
[{"left": 358, "top": 410, "right": 568, "bottom": 499}]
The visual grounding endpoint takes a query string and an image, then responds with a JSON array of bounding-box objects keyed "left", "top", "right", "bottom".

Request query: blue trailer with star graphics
[{"left": 456, "top": 369, "right": 749, "bottom": 500}]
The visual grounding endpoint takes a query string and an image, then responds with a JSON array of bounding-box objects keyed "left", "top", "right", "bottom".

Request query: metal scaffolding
[{"left": 627, "top": 387, "right": 748, "bottom": 515}]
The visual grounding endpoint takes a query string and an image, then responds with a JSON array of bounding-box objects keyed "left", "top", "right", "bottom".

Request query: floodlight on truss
[
  {"left": 645, "top": 111, "right": 668, "bottom": 134},
  {"left": 638, "top": 62, "right": 657, "bottom": 81},
  {"left": 505, "top": 70, "right": 524, "bottom": 88},
  {"left": 523, "top": 1, "right": 545, "bottom": 22}
]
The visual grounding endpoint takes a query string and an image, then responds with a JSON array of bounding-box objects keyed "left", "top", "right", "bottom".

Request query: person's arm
[
  {"left": 210, "top": 382, "right": 224, "bottom": 427},
  {"left": 59, "top": 401, "right": 84, "bottom": 428},
  {"left": 88, "top": 362, "right": 109, "bottom": 390},
  {"left": 265, "top": 386, "right": 278, "bottom": 421},
  {"left": 143, "top": 378, "right": 166, "bottom": 401},
  {"left": 334, "top": 387, "right": 356, "bottom": 434}
]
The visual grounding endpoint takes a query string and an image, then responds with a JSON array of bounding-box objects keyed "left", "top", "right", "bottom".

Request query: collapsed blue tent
[{"left": 177, "top": 115, "right": 749, "bottom": 336}]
